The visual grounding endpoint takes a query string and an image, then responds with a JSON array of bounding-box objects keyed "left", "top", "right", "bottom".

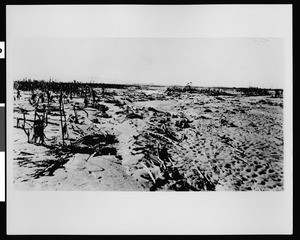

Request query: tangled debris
[{"left": 13, "top": 79, "right": 284, "bottom": 191}]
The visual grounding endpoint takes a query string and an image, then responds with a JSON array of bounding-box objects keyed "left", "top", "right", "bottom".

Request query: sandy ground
[{"left": 13, "top": 87, "right": 284, "bottom": 191}]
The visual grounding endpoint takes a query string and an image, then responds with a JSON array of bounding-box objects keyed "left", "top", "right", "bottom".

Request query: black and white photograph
[
  {"left": 11, "top": 37, "right": 285, "bottom": 191},
  {"left": 6, "top": 5, "right": 292, "bottom": 234}
]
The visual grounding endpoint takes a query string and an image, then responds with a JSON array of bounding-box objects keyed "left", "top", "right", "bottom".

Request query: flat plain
[{"left": 13, "top": 83, "right": 284, "bottom": 191}]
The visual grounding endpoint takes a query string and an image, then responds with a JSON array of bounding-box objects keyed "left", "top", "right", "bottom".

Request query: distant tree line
[
  {"left": 165, "top": 85, "right": 282, "bottom": 97},
  {"left": 14, "top": 78, "right": 141, "bottom": 95},
  {"left": 237, "top": 87, "right": 270, "bottom": 96}
]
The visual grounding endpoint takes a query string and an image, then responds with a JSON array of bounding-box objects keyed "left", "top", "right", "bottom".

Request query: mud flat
[{"left": 13, "top": 84, "right": 284, "bottom": 191}]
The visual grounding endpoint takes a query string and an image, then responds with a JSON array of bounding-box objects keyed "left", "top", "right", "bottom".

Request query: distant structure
[{"left": 269, "top": 89, "right": 283, "bottom": 98}]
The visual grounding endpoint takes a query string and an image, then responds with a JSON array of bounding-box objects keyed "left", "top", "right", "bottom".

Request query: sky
[
  {"left": 10, "top": 37, "right": 285, "bottom": 88},
  {"left": 7, "top": 5, "right": 290, "bottom": 89}
]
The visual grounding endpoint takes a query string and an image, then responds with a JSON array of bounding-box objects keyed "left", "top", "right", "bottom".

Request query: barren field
[{"left": 13, "top": 85, "right": 284, "bottom": 191}]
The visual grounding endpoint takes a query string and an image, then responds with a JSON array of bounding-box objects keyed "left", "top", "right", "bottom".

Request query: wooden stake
[{"left": 59, "top": 90, "right": 65, "bottom": 145}]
